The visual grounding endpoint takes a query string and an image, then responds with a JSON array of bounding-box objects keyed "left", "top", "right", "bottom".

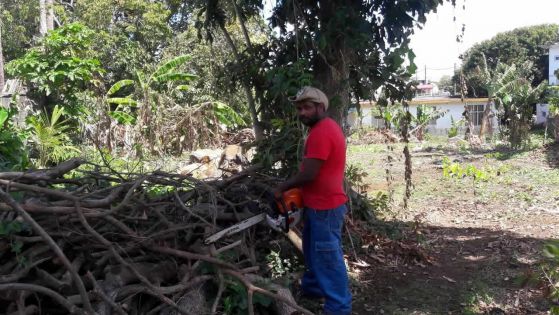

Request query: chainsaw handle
[{"left": 277, "top": 197, "right": 290, "bottom": 233}]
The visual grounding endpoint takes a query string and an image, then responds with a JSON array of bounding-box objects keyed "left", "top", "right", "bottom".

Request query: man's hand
[
  {"left": 272, "top": 187, "right": 284, "bottom": 200},
  {"left": 274, "top": 158, "right": 324, "bottom": 194}
]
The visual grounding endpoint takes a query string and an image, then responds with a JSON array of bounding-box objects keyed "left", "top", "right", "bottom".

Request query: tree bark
[
  {"left": 231, "top": 0, "right": 252, "bottom": 50},
  {"left": 39, "top": 0, "right": 48, "bottom": 35},
  {"left": 218, "top": 23, "right": 263, "bottom": 141},
  {"left": 478, "top": 99, "right": 493, "bottom": 142},
  {"left": 46, "top": 0, "right": 55, "bottom": 31},
  {"left": 554, "top": 115, "right": 559, "bottom": 143},
  {"left": 315, "top": 1, "right": 352, "bottom": 127},
  {"left": 0, "top": 21, "right": 4, "bottom": 93}
]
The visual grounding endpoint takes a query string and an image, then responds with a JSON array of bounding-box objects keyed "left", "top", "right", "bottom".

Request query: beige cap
[{"left": 288, "top": 86, "right": 329, "bottom": 110}]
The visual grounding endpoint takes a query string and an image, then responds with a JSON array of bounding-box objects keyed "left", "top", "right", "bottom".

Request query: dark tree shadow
[
  {"left": 351, "top": 223, "right": 555, "bottom": 314},
  {"left": 543, "top": 142, "right": 559, "bottom": 168}
]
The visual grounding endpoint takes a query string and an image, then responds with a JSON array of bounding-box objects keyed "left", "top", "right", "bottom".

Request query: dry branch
[
  {"left": 0, "top": 160, "right": 312, "bottom": 315},
  {"left": 0, "top": 283, "right": 85, "bottom": 315}
]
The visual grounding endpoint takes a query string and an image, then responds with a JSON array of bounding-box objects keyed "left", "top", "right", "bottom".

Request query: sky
[{"left": 410, "top": 0, "right": 559, "bottom": 82}]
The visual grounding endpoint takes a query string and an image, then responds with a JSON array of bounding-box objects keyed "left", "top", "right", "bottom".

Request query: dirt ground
[{"left": 345, "top": 136, "right": 559, "bottom": 315}]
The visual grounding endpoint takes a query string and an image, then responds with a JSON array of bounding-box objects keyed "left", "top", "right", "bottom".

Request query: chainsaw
[{"left": 204, "top": 188, "right": 303, "bottom": 245}]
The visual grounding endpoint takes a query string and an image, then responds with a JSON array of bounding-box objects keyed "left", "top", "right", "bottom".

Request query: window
[
  {"left": 555, "top": 56, "right": 559, "bottom": 61},
  {"left": 543, "top": 111, "right": 547, "bottom": 118},
  {"left": 466, "top": 104, "right": 485, "bottom": 126}
]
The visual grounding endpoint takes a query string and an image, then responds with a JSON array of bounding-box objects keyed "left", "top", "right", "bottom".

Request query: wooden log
[
  {"left": 8, "top": 305, "right": 38, "bottom": 315},
  {"left": 0, "top": 158, "right": 85, "bottom": 181}
]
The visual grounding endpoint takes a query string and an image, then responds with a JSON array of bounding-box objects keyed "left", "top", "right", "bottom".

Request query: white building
[
  {"left": 536, "top": 42, "right": 559, "bottom": 124},
  {"left": 354, "top": 97, "right": 495, "bottom": 135}
]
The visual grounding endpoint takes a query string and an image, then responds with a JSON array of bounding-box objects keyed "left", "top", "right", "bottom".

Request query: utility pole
[{"left": 424, "top": 65, "right": 427, "bottom": 84}]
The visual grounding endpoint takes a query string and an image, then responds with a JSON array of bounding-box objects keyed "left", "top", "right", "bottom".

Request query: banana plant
[
  {"left": 412, "top": 104, "right": 446, "bottom": 141},
  {"left": 105, "top": 55, "right": 197, "bottom": 125}
]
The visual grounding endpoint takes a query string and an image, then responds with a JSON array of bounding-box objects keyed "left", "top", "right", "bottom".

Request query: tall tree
[
  {"left": 71, "top": 0, "right": 173, "bottom": 83},
  {"left": 0, "top": 19, "right": 5, "bottom": 92},
  {"left": 197, "top": 0, "right": 264, "bottom": 140},
  {"left": 0, "top": 0, "right": 40, "bottom": 62},
  {"left": 548, "top": 86, "right": 559, "bottom": 143},
  {"left": 268, "top": 0, "right": 453, "bottom": 123},
  {"left": 459, "top": 24, "right": 559, "bottom": 97},
  {"left": 46, "top": 0, "right": 54, "bottom": 31},
  {"left": 39, "top": 0, "right": 48, "bottom": 35}
]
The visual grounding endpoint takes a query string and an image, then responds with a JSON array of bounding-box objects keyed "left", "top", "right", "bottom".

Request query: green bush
[
  {"left": 541, "top": 241, "right": 559, "bottom": 314},
  {"left": 6, "top": 23, "right": 103, "bottom": 112},
  {"left": 448, "top": 116, "right": 462, "bottom": 138},
  {"left": 28, "top": 105, "right": 80, "bottom": 167},
  {"left": 0, "top": 107, "right": 29, "bottom": 171}
]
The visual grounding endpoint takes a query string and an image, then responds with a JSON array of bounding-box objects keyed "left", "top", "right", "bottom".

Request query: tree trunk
[
  {"left": 39, "top": 0, "right": 48, "bottom": 35},
  {"left": 46, "top": 0, "right": 55, "bottom": 31},
  {"left": 314, "top": 55, "right": 350, "bottom": 126},
  {"left": 478, "top": 99, "right": 493, "bottom": 142},
  {"left": 231, "top": 0, "right": 252, "bottom": 50},
  {"left": 0, "top": 21, "right": 4, "bottom": 94},
  {"left": 554, "top": 115, "right": 559, "bottom": 144},
  {"left": 463, "top": 106, "right": 474, "bottom": 141},
  {"left": 218, "top": 23, "right": 263, "bottom": 141},
  {"left": 315, "top": 1, "right": 352, "bottom": 127}
]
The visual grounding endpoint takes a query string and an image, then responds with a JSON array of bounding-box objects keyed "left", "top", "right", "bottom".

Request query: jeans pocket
[
  {"left": 314, "top": 209, "right": 331, "bottom": 222},
  {"left": 315, "top": 241, "right": 341, "bottom": 267}
]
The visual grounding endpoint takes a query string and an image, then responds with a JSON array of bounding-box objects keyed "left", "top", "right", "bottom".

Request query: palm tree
[{"left": 28, "top": 105, "right": 80, "bottom": 167}]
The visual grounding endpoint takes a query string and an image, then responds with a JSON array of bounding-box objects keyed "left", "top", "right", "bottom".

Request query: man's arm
[{"left": 275, "top": 158, "right": 324, "bottom": 195}]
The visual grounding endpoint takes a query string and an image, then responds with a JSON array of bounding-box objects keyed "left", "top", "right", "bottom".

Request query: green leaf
[
  {"left": 0, "top": 109, "right": 9, "bottom": 126},
  {"left": 109, "top": 111, "right": 136, "bottom": 125},
  {"left": 11, "top": 240, "right": 23, "bottom": 254},
  {"left": 107, "top": 97, "right": 138, "bottom": 107},
  {"left": 253, "top": 292, "right": 273, "bottom": 307},
  {"left": 153, "top": 72, "right": 198, "bottom": 83},
  {"left": 152, "top": 55, "right": 192, "bottom": 77},
  {"left": 213, "top": 102, "right": 246, "bottom": 127},
  {"left": 107, "top": 80, "right": 135, "bottom": 96},
  {"left": 175, "top": 85, "right": 191, "bottom": 91}
]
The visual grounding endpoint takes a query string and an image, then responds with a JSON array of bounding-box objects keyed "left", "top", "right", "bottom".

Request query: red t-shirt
[{"left": 301, "top": 117, "right": 348, "bottom": 210}]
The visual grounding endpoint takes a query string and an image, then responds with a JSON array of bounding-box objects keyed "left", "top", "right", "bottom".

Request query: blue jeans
[{"left": 301, "top": 204, "right": 352, "bottom": 315}]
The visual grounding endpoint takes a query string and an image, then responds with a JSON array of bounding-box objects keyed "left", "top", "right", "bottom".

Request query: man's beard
[{"left": 299, "top": 115, "right": 320, "bottom": 127}]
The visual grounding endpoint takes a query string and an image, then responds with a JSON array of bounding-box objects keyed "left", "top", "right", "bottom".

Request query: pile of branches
[{"left": 0, "top": 159, "right": 312, "bottom": 315}]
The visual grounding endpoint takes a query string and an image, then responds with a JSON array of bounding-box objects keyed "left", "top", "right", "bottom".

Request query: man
[{"left": 275, "top": 86, "right": 351, "bottom": 315}]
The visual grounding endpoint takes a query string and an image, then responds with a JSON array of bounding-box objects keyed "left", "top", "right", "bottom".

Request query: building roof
[
  {"left": 409, "top": 97, "right": 488, "bottom": 105},
  {"left": 359, "top": 97, "right": 489, "bottom": 108}
]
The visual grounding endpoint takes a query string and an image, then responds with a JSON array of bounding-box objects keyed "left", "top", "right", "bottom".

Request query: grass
[
  {"left": 460, "top": 279, "right": 495, "bottom": 315},
  {"left": 347, "top": 129, "right": 558, "bottom": 314}
]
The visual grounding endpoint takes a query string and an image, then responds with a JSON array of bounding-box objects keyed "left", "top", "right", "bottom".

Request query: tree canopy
[
  {"left": 1, "top": 0, "right": 458, "bottom": 165},
  {"left": 458, "top": 24, "right": 559, "bottom": 97}
]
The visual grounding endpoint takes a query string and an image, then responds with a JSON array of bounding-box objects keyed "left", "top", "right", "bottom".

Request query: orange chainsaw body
[{"left": 276, "top": 188, "right": 303, "bottom": 214}]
